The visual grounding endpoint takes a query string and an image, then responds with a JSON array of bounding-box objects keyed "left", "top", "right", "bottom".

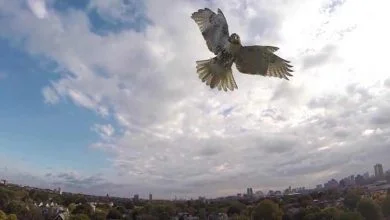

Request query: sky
[{"left": 0, "top": 0, "right": 390, "bottom": 200}]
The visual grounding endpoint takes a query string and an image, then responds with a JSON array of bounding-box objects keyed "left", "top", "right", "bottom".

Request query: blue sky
[
  {"left": 1, "top": 0, "right": 390, "bottom": 199},
  {"left": 0, "top": 28, "right": 109, "bottom": 172}
]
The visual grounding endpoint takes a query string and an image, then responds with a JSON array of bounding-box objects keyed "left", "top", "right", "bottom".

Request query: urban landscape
[{"left": 0, "top": 163, "right": 389, "bottom": 220}]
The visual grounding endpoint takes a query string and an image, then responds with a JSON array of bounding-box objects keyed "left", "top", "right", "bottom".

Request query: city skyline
[
  {"left": 1, "top": 0, "right": 390, "bottom": 199},
  {"left": 2, "top": 162, "right": 389, "bottom": 201}
]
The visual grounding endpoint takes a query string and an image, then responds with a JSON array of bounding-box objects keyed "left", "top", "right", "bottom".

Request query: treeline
[{"left": 0, "top": 185, "right": 390, "bottom": 220}]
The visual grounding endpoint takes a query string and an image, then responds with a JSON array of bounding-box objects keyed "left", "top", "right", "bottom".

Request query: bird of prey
[{"left": 191, "top": 8, "right": 293, "bottom": 91}]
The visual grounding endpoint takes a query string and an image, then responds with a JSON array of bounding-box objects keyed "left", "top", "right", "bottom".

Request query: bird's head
[{"left": 229, "top": 33, "right": 241, "bottom": 45}]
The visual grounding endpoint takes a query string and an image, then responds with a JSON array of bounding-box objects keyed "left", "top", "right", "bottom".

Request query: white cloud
[
  {"left": 42, "top": 86, "right": 60, "bottom": 104},
  {"left": 92, "top": 124, "right": 115, "bottom": 140},
  {"left": 27, "top": 0, "right": 48, "bottom": 19},
  {"left": 1, "top": 0, "right": 390, "bottom": 198}
]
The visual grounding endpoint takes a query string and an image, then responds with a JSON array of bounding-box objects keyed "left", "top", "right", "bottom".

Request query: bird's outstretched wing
[
  {"left": 234, "top": 46, "right": 293, "bottom": 80},
  {"left": 191, "top": 8, "right": 229, "bottom": 55}
]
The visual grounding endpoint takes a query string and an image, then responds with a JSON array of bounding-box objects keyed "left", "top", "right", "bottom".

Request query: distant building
[
  {"left": 1, "top": 179, "right": 6, "bottom": 185},
  {"left": 364, "top": 172, "right": 370, "bottom": 179},
  {"left": 374, "top": 164, "right": 384, "bottom": 178},
  {"left": 324, "top": 179, "right": 339, "bottom": 189},
  {"left": 246, "top": 187, "right": 253, "bottom": 196},
  {"left": 255, "top": 191, "right": 264, "bottom": 198},
  {"left": 149, "top": 193, "right": 152, "bottom": 201},
  {"left": 316, "top": 184, "right": 323, "bottom": 189},
  {"left": 133, "top": 194, "right": 139, "bottom": 202}
]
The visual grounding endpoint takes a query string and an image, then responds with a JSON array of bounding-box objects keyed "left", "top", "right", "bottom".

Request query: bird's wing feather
[
  {"left": 191, "top": 8, "right": 230, "bottom": 55},
  {"left": 234, "top": 45, "right": 293, "bottom": 80}
]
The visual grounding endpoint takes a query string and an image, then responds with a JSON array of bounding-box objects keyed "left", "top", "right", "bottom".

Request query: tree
[
  {"left": 0, "top": 191, "right": 9, "bottom": 210},
  {"left": 28, "top": 190, "right": 49, "bottom": 203},
  {"left": 5, "top": 201, "right": 27, "bottom": 217},
  {"left": 343, "top": 191, "right": 361, "bottom": 210},
  {"left": 198, "top": 208, "right": 206, "bottom": 220},
  {"left": 227, "top": 205, "right": 241, "bottom": 216},
  {"left": 148, "top": 203, "right": 175, "bottom": 220},
  {"left": 69, "top": 214, "right": 90, "bottom": 220},
  {"left": 116, "top": 205, "right": 127, "bottom": 214},
  {"left": 252, "top": 199, "right": 283, "bottom": 220},
  {"left": 23, "top": 207, "right": 44, "bottom": 220},
  {"left": 229, "top": 215, "right": 250, "bottom": 220},
  {"left": 72, "top": 203, "right": 93, "bottom": 216},
  {"left": 298, "top": 195, "right": 313, "bottom": 208},
  {"left": 357, "top": 198, "right": 383, "bottom": 220},
  {"left": 0, "top": 210, "right": 6, "bottom": 220},
  {"left": 382, "top": 196, "right": 390, "bottom": 218},
  {"left": 339, "top": 211, "right": 364, "bottom": 220},
  {"left": 7, "top": 214, "right": 17, "bottom": 220},
  {"left": 321, "top": 207, "right": 342, "bottom": 219},
  {"left": 124, "top": 201, "right": 135, "bottom": 210},
  {"left": 107, "top": 208, "right": 122, "bottom": 219},
  {"left": 303, "top": 206, "right": 321, "bottom": 216},
  {"left": 68, "top": 203, "right": 77, "bottom": 213},
  {"left": 91, "top": 210, "right": 107, "bottom": 220}
]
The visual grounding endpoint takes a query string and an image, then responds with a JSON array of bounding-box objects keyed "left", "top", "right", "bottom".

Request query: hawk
[{"left": 191, "top": 8, "right": 294, "bottom": 91}]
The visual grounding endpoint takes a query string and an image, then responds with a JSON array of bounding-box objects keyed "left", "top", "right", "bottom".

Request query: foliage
[
  {"left": 343, "top": 191, "right": 361, "bottom": 210},
  {"left": 5, "top": 201, "right": 27, "bottom": 217},
  {"left": 91, "top": 210, "right": 107, "bottom": 220},
  {"left": 136, "top": 214, "right": 158, "bottom": 220},
  {"left": 321, "top": 207, "right": 342, "bottom": 219},
  {"left": 6, "top": 214, "right": 17, "bottom": 220},
  {"left": 298, "top": 195, "right": 313, "bottom": 208},
  {"left": 28, "top": 189, "right": 49, "bottom": 203},
  {"left": 124, "top": 200, "right": 135, "bottom": 210},
  {"left": 95, "top": 203, "right": 110, "bottom": 211},
  {"left": 229, "top": 215, "right": 250, "bottom": 220},
  {"left": 68, "top": 203, "right": 77, "bottom": 213},
  {"left": 382, "top": 196, "right": 390, "bottom": 217},
  {"left": 23, "top": 207, "right": 44, "bottom": 220},
  {"left": 0, "top": 210, "right": 6, "bottom": 220},
  {"left": 2, "top": 183, "right": 390, "bottom": 220},
  {"left": 72, "top": 203, "right": 93, "bottom": 216},
  {"left": 252, "top": 199, "right": 283, "bottom": 220},
  {"left": 107, "top": 208, "right": 122, "bottom": 219},
  {"left": 357, "top": 198, "right": 383, "bottom": 220},
  {"left": 69, "top": 214, "right": 90, "bottom": 220},
  {"left": 339, "top": 211, "right": 364, "bottom": 220},
  {"left": 227, "top": 205, "right": 241, "bottom": 216}
]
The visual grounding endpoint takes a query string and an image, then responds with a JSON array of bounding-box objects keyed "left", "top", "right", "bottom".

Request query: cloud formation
[{"left": 1, "top": 0, "right": 390, "bottom": 199}]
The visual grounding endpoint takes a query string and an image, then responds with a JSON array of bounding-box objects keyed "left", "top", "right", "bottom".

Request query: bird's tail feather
[{"left": 195, "top": 58, "right": 238, "bottom": 91}]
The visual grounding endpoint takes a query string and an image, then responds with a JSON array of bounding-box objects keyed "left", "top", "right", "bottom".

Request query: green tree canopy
[
  {"left": 382, "top": 196, "right": 390, "bottom": 218},
  {"left": 0, "top": 210, "right": 6, "bottom": 220},
  {"left": 5, "top": 201, "right": 27, "bottom": 217},
  {"left": 252, "top": 199, "right": 283, "bottom": 220},
  {"left": 7, "top": 214, "right": 17, "bottom": 220},
  {"left": 91, "top": 210, "right": 107, "bottom": 220},
  {"left": 321, "top": 207, "right": 342, "bottom": 219},
  {"left": 343, "top": 191, "right": 361, "bottom": 210},
  {"left": 107, "top": 208, "right": 122, "bottom": 219},
  {"left": 72, "top": 203, "right": 93, "bottom": 216},
  {"left": 69, "top": 214, "right": 90, "bottom": 220},
  {"left": 357, "top": 198, "right": 383, "bottom": 220},
  {"left": 298, "top": 195, "right": 313, "bottom": 208},
  {"left": 339, "top": 211, "right": 364, "bottom": 220}
]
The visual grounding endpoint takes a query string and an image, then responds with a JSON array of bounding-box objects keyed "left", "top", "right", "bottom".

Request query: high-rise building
[
  {"left": 374, "top": 164, "right": 384, "bottom": 178},
  {"left": 133, "top": 194, "right": 139, "bottom": 202},
  {"left": 149, "top": 193, "right": 152, "bottom": 201},
  {"left": 246, "top": 187, "right": 253, "bottom": 196}
]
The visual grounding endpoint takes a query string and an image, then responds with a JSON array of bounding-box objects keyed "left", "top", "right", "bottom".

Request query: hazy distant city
[{"left": 1, "top": 162, "right": 390, "bottom": 219}]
